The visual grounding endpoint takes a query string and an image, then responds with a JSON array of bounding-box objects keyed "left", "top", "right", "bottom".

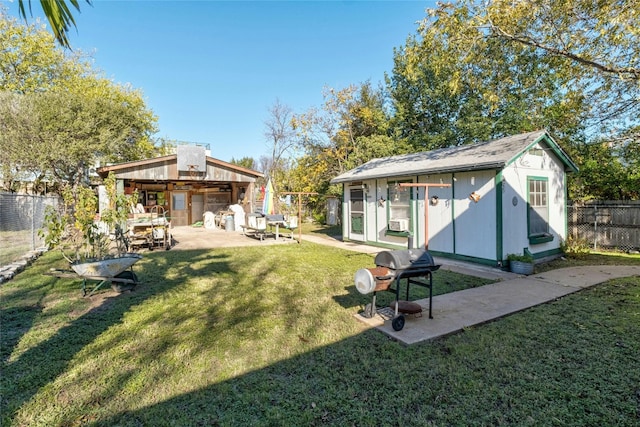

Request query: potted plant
[{"left": 507, "top": 253, "right": 535, "bottom": 275}]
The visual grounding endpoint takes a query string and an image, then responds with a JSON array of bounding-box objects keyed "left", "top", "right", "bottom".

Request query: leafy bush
[
  {"left": 561, "top": 235, "right": 591, "bottom": 259},
  {"left": 39, "top": 172, "right": 132, "bottom": 263}
]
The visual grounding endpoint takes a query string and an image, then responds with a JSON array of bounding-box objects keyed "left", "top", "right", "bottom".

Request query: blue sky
[{"left": 7, "top": 0, "right": 434, "bottom": 162}]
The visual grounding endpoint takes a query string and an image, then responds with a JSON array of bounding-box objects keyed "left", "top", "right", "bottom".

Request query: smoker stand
[{"left": 363, "top": 268, "right": 437, "bottom": 331}]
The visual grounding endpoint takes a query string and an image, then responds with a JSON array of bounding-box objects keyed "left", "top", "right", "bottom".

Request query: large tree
[
  {"left": 0, "top": 11, "right": 157, "bottom": 192},
  {"left": 388, "top": 0, "right": 639, "bottom": 199},
  {"left": 290, "top": 82, "right": 405, "bottom": 209},
  {"left": 478, "top": 0, "right": 639, "bottom": 138},
  {"left": 388, "top": 2, "right": 589, "bottom": 151},
  {"left": 229, "top": 156, "right": 257, "bottom": 171}
]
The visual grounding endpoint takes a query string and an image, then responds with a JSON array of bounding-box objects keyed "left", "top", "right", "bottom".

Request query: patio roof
[{"left": 96, "top": 154, "right": 263, "bottom": 182}]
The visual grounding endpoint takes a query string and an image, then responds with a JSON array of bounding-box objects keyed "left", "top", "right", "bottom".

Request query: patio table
[{"left": 267, "top": 220, "right": 286, "bottom": 240}]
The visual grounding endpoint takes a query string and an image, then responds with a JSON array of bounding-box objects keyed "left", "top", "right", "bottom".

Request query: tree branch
[{"left": 489, "top": 24, "right": 640, "bottom": 81}]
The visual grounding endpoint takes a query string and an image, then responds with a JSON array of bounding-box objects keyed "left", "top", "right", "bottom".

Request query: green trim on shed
[
  {"left": 427, "top": 250, "right": 498, "bottom": 267},
  {"left": 495, "top": 170, "right": 504, "bottom": 263}
]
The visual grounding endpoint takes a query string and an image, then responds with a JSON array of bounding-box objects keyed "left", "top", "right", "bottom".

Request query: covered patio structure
[{"left": 97, "top": 146, "right": 263, "bottom": 227}]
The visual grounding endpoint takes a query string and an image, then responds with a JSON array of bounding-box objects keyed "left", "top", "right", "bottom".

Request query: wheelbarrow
[{"left": 47, "top": 253, "right": 142, "bottom": 297}]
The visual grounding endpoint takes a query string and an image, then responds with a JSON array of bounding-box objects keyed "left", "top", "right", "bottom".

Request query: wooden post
[
  {"left": 280, "top": 192, "right": 318, "bottom": 242},
  {"left": 399, "top": 183, "right": 451, "bottom": 249}
]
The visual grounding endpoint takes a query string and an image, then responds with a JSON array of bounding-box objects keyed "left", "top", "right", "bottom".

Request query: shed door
[
  {"left": 349, "top": 188, "right": 365, "bottom": 240},
  {"left": 171, "top": 191, "right": 189, "bottom": 227}
]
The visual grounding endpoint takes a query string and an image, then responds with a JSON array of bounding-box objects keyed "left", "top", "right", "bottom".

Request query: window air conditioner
[{"left": 388, "top": 218, "right": 409, "bottom": 232}]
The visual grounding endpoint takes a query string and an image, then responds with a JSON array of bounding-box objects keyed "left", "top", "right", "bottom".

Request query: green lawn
[{"left": 1, "top": 242, "right": 639, "bottom": 426}]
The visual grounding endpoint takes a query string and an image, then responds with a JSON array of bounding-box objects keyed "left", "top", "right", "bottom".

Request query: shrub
[{"left": 561, "top": 235, "right": 591, "bottom": 259}]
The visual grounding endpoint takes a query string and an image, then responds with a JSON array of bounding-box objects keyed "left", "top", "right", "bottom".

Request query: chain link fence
[
  {"left": 568, "top": 201, "right": 640, "bottom": 252},
  {"left": 0, "top": 193, "right": 61, "bottom": 267}
]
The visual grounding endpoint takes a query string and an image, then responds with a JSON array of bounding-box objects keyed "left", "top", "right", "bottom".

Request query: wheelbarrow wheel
[
  {"left": 112, "top": 270, "right": 138, "bottom": 293},
  {"left": 392, "top": 315, "right": 405, "bottom": 331}
]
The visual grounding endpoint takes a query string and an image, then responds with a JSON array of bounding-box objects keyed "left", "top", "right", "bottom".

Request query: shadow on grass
[
  {"left": 537, "top": 251, "right": 640, "bottom": 272},
  {"left": 305, "top": 224, "right": 342, "bottom": 239},
  {"left": 4, "top": 246, "right": 639, "bottom": 425},
  {"left": 0, "top": 248, "right": 239, "bottom": 423},
  {"left": 92, "top": 331, "right": 423, "bottom": 426},
  {"left": 92, "top": 275, "right": 640, "bottom": 426}
]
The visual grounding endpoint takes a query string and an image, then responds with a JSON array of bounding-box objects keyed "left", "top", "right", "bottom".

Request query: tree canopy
[
  {"left": 384, "top": 0, "right": 639, "bottom": 200},
  {"left": 291, "top": 82, "right": 406, "bottom": 199},
  {"left": 0, "top": 11, "right": 157, "bottom": 192},
  {"left": 5, "top": 1, "right": 639, "bottom": 203},
  {"left": 430, "top": 0, "right": 639, "bottom": 141}
]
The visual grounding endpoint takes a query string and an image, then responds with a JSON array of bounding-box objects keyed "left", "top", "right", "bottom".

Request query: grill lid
[{"left": 374, "top": 249, "right": 435, "bottom": 270}]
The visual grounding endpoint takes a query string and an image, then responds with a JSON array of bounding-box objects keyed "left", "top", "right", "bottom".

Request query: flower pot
[{"left": 510, "top": 260, "right": 534, "bottom": 275}]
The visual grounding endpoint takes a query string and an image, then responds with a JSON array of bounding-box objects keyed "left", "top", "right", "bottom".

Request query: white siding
[
  {"left": 340, "top": 140, "right": 570, "bottom": 261},
  {"left": 420, "top": 174, "right": 454, "bottom": 252},
  {"left": 501, "top": 144, "right": 567, "bottom": 258},
  {"left": 453, "top": 170, "right": 496, "bottom": 260}
]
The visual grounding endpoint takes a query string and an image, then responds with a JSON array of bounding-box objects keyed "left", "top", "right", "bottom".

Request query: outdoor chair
[
  {"left": 241, "top": 213, "right": 269, "bottom": 241},
  {"left": 283, "top": 216, "right": 298, "bottom": 240}
]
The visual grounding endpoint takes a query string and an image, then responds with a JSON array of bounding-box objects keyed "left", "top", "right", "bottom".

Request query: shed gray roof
[{"left": 330, "top": 130, "right": 578, "bottom": 184}]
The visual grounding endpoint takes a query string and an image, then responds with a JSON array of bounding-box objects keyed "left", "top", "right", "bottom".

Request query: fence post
[
  {"left": 593, "top": 204, "right": 597, "bottom": 250},
  {"left": 31, "top": 195, "right": 36, "bottom": 251}
]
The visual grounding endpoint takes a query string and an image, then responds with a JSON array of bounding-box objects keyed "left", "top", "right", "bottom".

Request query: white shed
[{"left": 330, "top": 130, "right": 578, "bottom": 267}]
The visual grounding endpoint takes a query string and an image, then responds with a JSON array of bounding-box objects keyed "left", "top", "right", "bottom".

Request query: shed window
[
  {"left": 387, "top": 180, "right": 411, "bottom": 232},
  {"left": 527, "top": 177, "right": 552, "bottom": 243}
]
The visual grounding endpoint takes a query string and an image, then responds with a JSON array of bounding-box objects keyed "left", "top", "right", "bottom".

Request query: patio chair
[
  {"left": 241, "top": 213, "right": 269, "bottom": 241},
  {"left": 283, "top": 216, "right": 298, "bottom": 240}
]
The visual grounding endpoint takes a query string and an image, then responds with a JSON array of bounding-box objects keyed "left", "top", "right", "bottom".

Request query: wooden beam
[
  {"left": 280, "top": 192, "right": 318, "bottom": 242},
  {"left": 399, "top": 182, "right": 451, "bottom": 249}
]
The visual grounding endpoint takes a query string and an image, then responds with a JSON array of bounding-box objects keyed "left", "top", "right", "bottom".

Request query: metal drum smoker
[{"left": 355, "top": 248, "right": 440, "bottom": 331}]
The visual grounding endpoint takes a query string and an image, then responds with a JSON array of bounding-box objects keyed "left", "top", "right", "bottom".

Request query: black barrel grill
[{"left": 355, "top": 248, "right": 440, "bottom": 331}]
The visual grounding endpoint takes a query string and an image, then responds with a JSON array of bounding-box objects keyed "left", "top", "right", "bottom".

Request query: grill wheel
[{"left": 392, "top": 315, "right": 405, "bottom": 331}]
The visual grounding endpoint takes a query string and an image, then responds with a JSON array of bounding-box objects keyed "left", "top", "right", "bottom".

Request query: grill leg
[{"left": 363, "top": 293, "right": 378, "bottom": 318}]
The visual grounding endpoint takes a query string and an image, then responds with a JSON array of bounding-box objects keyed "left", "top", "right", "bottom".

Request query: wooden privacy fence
[{"left": 568, "top": 200, "right": 640, "bottom": 252}]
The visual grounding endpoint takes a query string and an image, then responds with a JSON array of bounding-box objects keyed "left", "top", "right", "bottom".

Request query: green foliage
[
  {"left": 100, "top": 172, "right": 131, "bottom": 227},
  {"left": 17, "top": 0, "right": 91, "bottom": 48},
  {"left": 561, "top": 235, "right": 591, "bottom": 259},
  {"left": 0, "top": 10, "right": 69, "bottom": 92},
  {"left": 383, "top": 0, "right": 640, "bottom": 200},
  {"left": 388, "top": 2, "right": 587, "bottom": 151},
  {"left": 482, "top": 0, "right": 640, "bottom": 135},
  {"left": 290, "top": 82, "right": 404, "bottom": 215},
  {"left": 568, "top": 139, "right": 638, "bottom": 200},
  {"left": 507, "top": 253, "right": 534, "bottom": 263},
  {"left": 0, "top": 11, "right": 157, "bottom": 192},
  {"left": 39, "top": 172, "right": 130, "bottom": 262},
  {"left": 39, "top": 204, "right": 68, "bottom": 250},
  {"left": 229, "top": 156, "right": 257, "bottom": 170}
]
